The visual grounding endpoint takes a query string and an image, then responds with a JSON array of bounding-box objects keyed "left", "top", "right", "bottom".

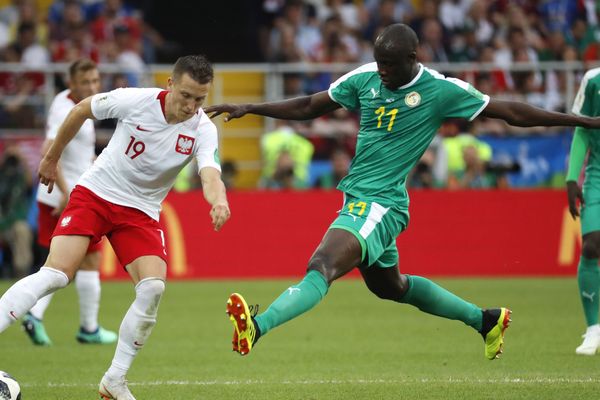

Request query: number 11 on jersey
[{"left": 375, "top": 107, "right": 398, "bottom": 132}]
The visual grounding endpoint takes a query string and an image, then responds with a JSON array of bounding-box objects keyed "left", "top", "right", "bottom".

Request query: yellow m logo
[{"left": 558, "top": 207, "right": 582, "bottom": 266}]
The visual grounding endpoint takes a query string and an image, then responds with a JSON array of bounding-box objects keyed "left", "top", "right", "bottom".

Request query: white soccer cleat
[
  {"left": 575, "top": 326, "right": 600, "bottom": 356},
  {"left": 98, "top": 374, "right": 136, "bottom": 400}
]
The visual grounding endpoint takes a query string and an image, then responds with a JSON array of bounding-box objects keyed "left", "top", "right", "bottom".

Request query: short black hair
[
  {"left": 375, "top": 23, "right": 419, "bottom": 53},
  {"left": 173, "top": 55, "right": 213, "bottom": 84}
]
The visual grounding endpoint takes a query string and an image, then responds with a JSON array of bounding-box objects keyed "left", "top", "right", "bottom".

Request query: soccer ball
[{"left": 0, "top": 371, "right": 20, "bottom": 400}]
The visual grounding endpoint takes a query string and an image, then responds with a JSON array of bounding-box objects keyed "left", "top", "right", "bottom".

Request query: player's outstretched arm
[
  {"left": 200, "top": 167, "right": 231, "bottom": 231},
  {"left": 481, "top": 99, "right": 600, "bottom": 129},
  {"left": 39, "top": 96, "right": 96, "bottom": 193},
  {"left": 205, "top": 91, "right": 341, "bottom": 122},
  {"left": 566, "top": 127, "right": 590, "bottom": 219}
]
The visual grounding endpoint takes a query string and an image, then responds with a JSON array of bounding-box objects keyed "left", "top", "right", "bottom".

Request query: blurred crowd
[
  {"left": 259, "top": 0, "right": 598, "bottom": 108},
  {"left": 0, "top": 0, "right": 177, "bottom": 128}
]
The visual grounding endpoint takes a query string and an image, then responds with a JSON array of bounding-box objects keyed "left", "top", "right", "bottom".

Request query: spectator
[
  {"left": 439, "top": 0, "right": 470, "bottom": 32},
  {"left": 260, "top": 150, "right": 307, "bottom": 190},
  {"left": 259, "top": 121, "right": 314, "bottom": 188},
  {"left": 14, "top": 21, "right": 50, "bottom": 68},
  {"left": 47, "top": 0, "right": 86, "bottom": 42},
  {"left": 267, "top": 0, "right": 321, "bottom": 62},
  {"left": 408, "top": 148, "right": 436, "bottom": 189},
  {"left": 307, "top": 107, "right": 358, "bottom": 159},
  {"left": 0, "top": 145, "right": 33, "bottom": 278},
  {"left": 51, "top": 21, "right": 100, "bottom": 63},
  {"left": 220, "top": 160, "right": 239, "bottom": 190},
  {"left": 447, "top": 143, "right": 496, "bottom": 189},
  {"left": 444, "top": 132, "right": 492, "bottom": 177},
  {"left": 418, "top": 18, "right": 450, "bottom": 62},
  {"left": 314, "top": 147, "right": 351, "bottom": 189},
  {"left": 408, "top": 135, "right": 448, "bottom": 188},
  {"left": 363, "top": 0, "right": 402, "bottom": 43}
]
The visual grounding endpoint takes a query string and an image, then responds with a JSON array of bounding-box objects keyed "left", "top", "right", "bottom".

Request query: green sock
[
  {"left": 400, "top": 275, "right": 482, "bottom": 331},
  {"left": 255, "top": 270, "right": 329, "bottom": 336},
  {"left": 578, "top": 256, "right": 600, "bottom": 326}
]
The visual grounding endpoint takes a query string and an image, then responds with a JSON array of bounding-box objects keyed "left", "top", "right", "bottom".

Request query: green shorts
[
  {"left": 329, "top": 194, "right": 409, "bottom": 268},
  {"left": 582, "top": 188, "right": 600, "bottom": 235}
]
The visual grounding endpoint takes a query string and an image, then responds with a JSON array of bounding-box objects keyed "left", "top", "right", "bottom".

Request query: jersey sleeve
[
  {"left": 91, "top": 88, "right": 138, "bottom": 120},
  {"left": 328, "top": 70, "right": 361, "bottom": 110},
  {"left": 195, "top": 121, "right": 222, "bottom": 172},
  {"left": 572, "top": 72, "right": 597, "bottom": 117},
  {"left": 45, "top": 99, "right": 70, "bottom": 140},
  {"left": 566, "top": 126, "right": 590, "bottom": 182},
  {"left": 439, "top": 77, "right": 490, "bottom": 121}
]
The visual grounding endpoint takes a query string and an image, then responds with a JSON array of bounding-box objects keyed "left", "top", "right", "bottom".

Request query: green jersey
[
  {"left": 572, "top": 67, "right": 600, "bottom": 190},
  {"left": 328, "top": 63, "right": 489, "bottom": 208}
]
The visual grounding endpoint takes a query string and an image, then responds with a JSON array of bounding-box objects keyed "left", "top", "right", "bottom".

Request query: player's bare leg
[
  {"left": 360, "top": 265, "right": 511, "bottom": 359},
  {"left": 228, "top": 229, "right": 360, "bottom": 355},
  {"left": 0, "top": 235, "right": 88, "bottom": 332},
  {"left": 99, "top": 256, "right": 166, "bottom": 400}
]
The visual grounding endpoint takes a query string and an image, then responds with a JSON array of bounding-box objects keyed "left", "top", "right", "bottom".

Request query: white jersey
[
  {"left": 79, "top": 87, "right": 221, "bottom": 221},
  {"left": 37, "top": 89, "right": 95, "bottom": 207}
]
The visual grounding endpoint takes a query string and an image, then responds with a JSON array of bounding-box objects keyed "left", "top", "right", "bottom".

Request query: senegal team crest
[
  {"left": 405, "top": 91, "right": 421, "bottom": 107},
  {"left": 176, "top": 134, "right": 195, "bottom": 155}
]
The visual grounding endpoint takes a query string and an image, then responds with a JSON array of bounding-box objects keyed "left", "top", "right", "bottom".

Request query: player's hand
[
  {"left": 38, "top": 157, "right": 58, "bottom": 193},
  {"left": 210, "top": 202, "right": 231, "bottom": 231},
  {"left": 51, "top": 195, "right": 68, "bottom": 217},
  {"left": 567, "top": 180, "right": 583, "bottom": 219},
  {"left": 205, "top": 104, "right": 249, "bottom": 122}
]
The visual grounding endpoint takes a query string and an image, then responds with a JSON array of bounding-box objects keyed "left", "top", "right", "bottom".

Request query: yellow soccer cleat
[
  {"left": 226, "top": 293, "right": 258, "bottom": 356},
  {"left": 482, "top": 307, "right": 512, "bottom": 360}
]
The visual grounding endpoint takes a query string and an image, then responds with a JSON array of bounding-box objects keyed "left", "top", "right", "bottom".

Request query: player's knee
[
  {"left": 369, "top": 274, "right": 408, "bottom": 302},
  {"left": 582, "top": 238, "right": 600, "bottom": 259},
  {"left": 135, "top": 278, "right": 165, "bottom": 311},
  {"left": 370, "top": 285, "right": 405, "bottom": 302},
  {"left": 307, "top": 254, "right": 334, "bottom": 283}
]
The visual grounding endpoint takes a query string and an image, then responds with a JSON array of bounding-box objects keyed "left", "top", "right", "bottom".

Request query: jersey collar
[
  {"left": 67, "top": 91, "right": 80, "bottom": 104},
  {"left": 397, "top": 63, "right": 424, "bottom": 90},
  {"left": 157, "top": 90, "right": 168, "bottom": 121}
]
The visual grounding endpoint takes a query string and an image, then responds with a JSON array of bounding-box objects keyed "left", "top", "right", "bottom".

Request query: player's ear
[{"left": 167, "top": 76, "right": 173, "bottom": 90}]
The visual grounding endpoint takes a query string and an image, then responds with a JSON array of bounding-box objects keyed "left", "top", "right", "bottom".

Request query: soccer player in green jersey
[
  {"left": 207, "top": 24, "right": 600, "bottom": 360},
  {"left": 567, "top": 68, "right": 600, "bottom": 355}
]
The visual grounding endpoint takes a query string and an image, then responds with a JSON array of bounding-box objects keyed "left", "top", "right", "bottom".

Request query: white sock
[
  {"left": 587, "top": 324, "right": 600, "bottom": 334},
  {"left": 29, "top": 293, "right": 55, "bottom": 320},
  {"left": 75, "top": 270, "right": 101, "bottom": 332},
  {"left": 106, "top": 278, "right": 165, "bottom": 380},
  {"left": 0, "top": 267, "right": 69, "bottom": 332}
]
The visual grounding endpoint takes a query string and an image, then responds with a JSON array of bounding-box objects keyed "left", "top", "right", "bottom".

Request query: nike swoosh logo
[
  {"left": 9, "top": 311, "right": 18, "bottom": 320},
  {"left": 136, "top": 125, "right": 151, "bottom": 132},
  {"left": 134, "top": 341, "right": 144, "bottom": 347}
]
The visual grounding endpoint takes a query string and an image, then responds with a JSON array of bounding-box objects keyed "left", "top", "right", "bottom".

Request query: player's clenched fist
[
  {"left": 210, "top": 203, "right": 231, "bottom": 231},
  {"left": 38, "top": 157, "right": 58, "bottom": 193}
]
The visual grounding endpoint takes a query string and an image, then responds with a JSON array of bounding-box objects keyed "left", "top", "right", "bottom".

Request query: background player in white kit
[
  {"left": 22, "top": 59, "right": 118, "bottom": 346},
  {"left": 0, "top": 55, "right": 230, "bottom": 400}
]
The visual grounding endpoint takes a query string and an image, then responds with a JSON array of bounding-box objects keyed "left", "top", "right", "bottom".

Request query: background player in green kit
[
  {"left": 207, "top": 24, "right": 600, "bottom": 360},
  {"left": 567, "top": 68, "right": 600, "bottom": 355}
]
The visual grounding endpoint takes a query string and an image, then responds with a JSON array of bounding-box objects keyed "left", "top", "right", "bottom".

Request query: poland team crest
[{"left": 176, "top": 134, "right": 195, "bottom": 155}]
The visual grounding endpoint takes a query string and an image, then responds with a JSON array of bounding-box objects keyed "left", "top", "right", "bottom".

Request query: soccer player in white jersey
[
  {"left": 22, "top": 59, "right": 118, "bottom": 347},
  {"left": 0, "top": 55, "right": 230, "bottom": 400}
]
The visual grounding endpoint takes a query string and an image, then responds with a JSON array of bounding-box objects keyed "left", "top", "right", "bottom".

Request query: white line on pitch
[{"left": 20, "top": 377, "right": 600, "bottom": 388}]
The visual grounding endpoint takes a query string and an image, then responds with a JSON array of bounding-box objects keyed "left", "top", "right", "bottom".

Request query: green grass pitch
[{"left": 1, "top": 277, "right": 599, "bottom": 399}]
